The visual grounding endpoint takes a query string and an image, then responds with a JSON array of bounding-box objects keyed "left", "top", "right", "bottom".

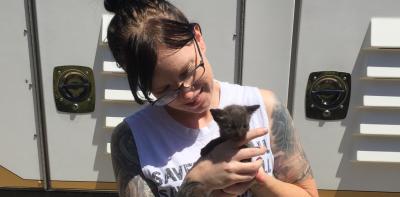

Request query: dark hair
[{"left": 104, "top": 0, "right": 197, "bottom": 104}]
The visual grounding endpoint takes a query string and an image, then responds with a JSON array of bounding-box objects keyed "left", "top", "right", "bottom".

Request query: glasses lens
[
  {"left": 153, "top": 66, "right": 204, "bottom": 106},
  {"left": 152, "top": 91, "right": 178, "bottom": 106},
  {"left": 193, "top": 64, "right": 205, "bottom": 85},
  {"left": 182, "top": 64, "right": 204, "bottom": 86}
]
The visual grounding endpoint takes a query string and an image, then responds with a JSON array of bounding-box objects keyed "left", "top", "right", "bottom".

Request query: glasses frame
[{"left": 151, "top": 37, "right": 205, "bottom": 106}]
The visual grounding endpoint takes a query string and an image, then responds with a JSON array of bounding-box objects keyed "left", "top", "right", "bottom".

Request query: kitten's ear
[
  {"left": 246, "top": 105, "right": 260, "bottom": 114},
  {"left": 210, "top": 108, "right": 224, "bottom": 121}
]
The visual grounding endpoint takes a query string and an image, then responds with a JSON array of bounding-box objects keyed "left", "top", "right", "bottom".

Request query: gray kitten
[{"left": 200, "top": 104, "right": 260, "bottom": 158}]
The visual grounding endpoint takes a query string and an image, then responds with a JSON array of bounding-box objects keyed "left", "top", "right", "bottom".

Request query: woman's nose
[{"left": 180, "top": 88, "right": 196, "bottom": 100}]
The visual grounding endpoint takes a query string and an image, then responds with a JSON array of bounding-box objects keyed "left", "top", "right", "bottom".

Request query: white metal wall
[
  {"left": 4, "top": 0, "right": 400, "bottom": 193},
  {"left": 35, "top": 0, "right": 114, "bottom": 182},
  {"left": 294, "top": 0, "right": 400, "bottom": 192},
  {"left": 242, "top": 0, "right": 295, "bottom": 103},
  {"left": 0, "top": 0, "right": 42, "bottom": 181}
]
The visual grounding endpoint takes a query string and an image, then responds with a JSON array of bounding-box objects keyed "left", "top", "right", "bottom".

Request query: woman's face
[{"left": 151, "top": 35, "right": 214, "bottom": 114}]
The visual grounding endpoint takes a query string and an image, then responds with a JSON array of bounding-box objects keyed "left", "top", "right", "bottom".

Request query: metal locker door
[
  {"left": 36, "top": 0, "right": 116, "bottom": 190},
  {"left": 0, "top": 0, "right": 42, "bottom": 189},
  {"left": 294, "top": 0, "right": 400, "bottom": 194},
  {"left": 35, "top": 0, "right": 239, "bottom": 191},
  {"left": 242, "top": 0, "right": 296, "bottom": 104}
]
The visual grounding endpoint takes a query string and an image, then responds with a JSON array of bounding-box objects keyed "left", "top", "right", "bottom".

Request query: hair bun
[
  {"left": 104, "top": 0, "right": 162, "bottom": 13},
  {"left": 104, "top": 0, "right": 124, "bottom": 13}
]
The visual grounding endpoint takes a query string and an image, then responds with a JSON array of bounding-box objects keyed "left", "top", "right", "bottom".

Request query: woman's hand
[{"left": 182, "top": 128, "right": 268, "bottom": 195}]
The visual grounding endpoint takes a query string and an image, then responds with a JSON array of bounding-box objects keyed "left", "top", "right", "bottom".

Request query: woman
[{"left": 105, "top": 0, "right": 318, "bottom": 196}]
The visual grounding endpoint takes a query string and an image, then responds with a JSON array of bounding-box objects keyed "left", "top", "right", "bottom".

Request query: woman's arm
[
  {"left": 111, "top": 122, "right": 159, "bottom": 197},
  {"left": 251, "top": 89, "right": 318, "bottom": 197}
]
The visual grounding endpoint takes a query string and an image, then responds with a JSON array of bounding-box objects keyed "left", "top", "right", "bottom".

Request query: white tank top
[{"left": 125, "top": 81, "right": 274, "bottom": 197}]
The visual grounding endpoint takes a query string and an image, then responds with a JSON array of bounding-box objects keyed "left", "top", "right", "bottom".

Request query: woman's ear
[
  {"left": 210, "top": 108, "right": 224, "bottom": 121},
  {"left": 194, "top": 25, "right": 206, "bottom": 54}
]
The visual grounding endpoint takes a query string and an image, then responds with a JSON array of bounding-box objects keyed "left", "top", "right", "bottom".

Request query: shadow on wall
[
  {"left": 91, "top": 23, "right": 141, "bottom": 189},
  {"left": 335, "top": 24, "right": 400, "bottom": 196}
]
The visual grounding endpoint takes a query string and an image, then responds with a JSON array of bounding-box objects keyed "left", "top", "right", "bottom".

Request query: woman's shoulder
[
  {"left": 258, "top": 89, "right": 278, "bottom": 104},
  {"left": 111, "top": 120, "right": 141, "bottom": 164},
  {"left": 124, "top": 104, "right": 159, "bottom": 122},
  {"left": 217, "top": 81, "right": 279, "bottom": 110},
  {"left": 258, "top": 88, "right": 280, "bottom": 119},
  {"left": 218, "top": 80, "right": 260, "bottom": 96}
]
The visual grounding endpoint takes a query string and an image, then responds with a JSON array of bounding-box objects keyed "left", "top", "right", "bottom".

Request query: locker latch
[
  {"left": 305, "top": 71, "right": 351, "bottom": 120},
  {"left": 53, "top": 65, "right": 95, "bottom": 113}
]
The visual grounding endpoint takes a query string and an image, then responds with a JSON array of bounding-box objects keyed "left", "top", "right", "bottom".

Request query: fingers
[
  {"left": 232, "top": 146, "right": 267, "bottom": 161},
  {"left": 231, "top": 159, "right": 264, "bottom": 176},
  {"left": 236, "top": 128, "right": 268, "bottom": 147},
  {"left": 254, "top": 166, "right": 268, "bottom": 183}
]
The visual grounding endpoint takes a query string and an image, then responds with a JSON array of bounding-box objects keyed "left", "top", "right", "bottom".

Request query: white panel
[
  {"left": 106, "top": 143, "right": 111, "bottom": 154},
  {"left": 294, "top": 0, "right": 400, "bottom": 192},
  {"left": 36, "top": 1, "right": 116, "bottom": 182},
  {"left": 242, "top": 0, "right": 294, "bottom": 103},
  {"left": 371, "top": 18, "right": 400, "bottom": 48},
  {"left": 356, "top": 151, "right": 400, "bottom": 163},
  {"left": 103, "top": 61, "right": 124, "bottom": 73},
  {"left": 101, "top": 14, "right": 113, "bottom": 44},
  {"left": 105, "top": 89, "right": 134, "bottom": 101},
  {"left": 0, "top": 0, "right": 41, "bottom": 180},
  {"left": 104, "top": 89, "right": 156, "bottom": 101},
  {"left": 360, "top": 123, "right": 400, "bottom": 136},
  {"left": 367, "top": 66, "right": 400, "bottom": 78},
  {"left": 105, "top": 116, "right": 124, "bottom": 128},
  {"left": 363, "top": 95, "right": 400, "bottom": 107}
]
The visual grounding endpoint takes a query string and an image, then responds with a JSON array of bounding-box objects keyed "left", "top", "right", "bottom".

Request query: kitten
[{"left": 200, "top": 104, "right": 260, "bottom": 158}]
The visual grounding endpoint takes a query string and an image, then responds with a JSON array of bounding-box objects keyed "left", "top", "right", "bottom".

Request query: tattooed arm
[
  {"left": 111, "top": 122, "right": 159, "bottom": 197},
  {"left": 177, "top": 180, "right": 209, "bottom": 197},
  {"left": 251, "top": 89, "right": 318, "bottom": 197}
]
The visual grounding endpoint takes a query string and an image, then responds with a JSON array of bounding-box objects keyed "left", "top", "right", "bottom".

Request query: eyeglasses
[{"left": 152, "top": 38, "right": 205, "bottom": 106}]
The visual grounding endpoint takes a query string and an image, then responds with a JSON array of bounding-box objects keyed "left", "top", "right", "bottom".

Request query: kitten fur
[{"left": 200, "top": 104, "right": 260, "bottom": 157}]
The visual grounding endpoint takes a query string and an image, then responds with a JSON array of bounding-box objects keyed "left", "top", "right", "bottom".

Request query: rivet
[
  {"left": 232, "top": 34, "right": 237, "bottom": 40},
  {"left": 322, "top": 110, "right": 331, "bottom": 118},
  {"left": 72, "top": 103, "right": 79, "bottom": 110}
]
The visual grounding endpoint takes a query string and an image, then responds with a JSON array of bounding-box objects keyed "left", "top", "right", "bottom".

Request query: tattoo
[
  {"left": 269, "top": 96, "right": 313, "bottom": 183},
  {"left": 123, "top": 176, "right": 156, "bottom": 197},
  {"left": 177, "top": 181, "right": 209, "bottom": 197},
  {"left": 111, "top": 122, "right": 158, "bottom": 197}
]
